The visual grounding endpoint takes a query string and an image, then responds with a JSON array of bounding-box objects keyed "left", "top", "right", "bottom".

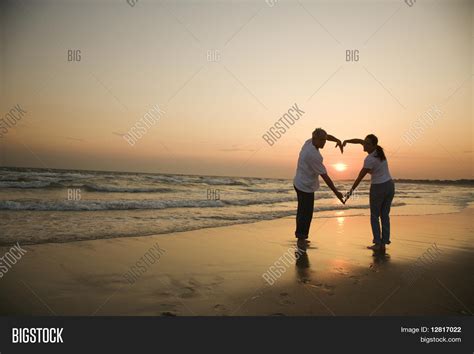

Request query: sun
[{"left": 333, "top": 163, "right": 347, "bottom": 172}]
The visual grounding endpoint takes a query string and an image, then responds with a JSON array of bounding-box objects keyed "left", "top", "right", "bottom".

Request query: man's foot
[{"left": 367, "top": 244, "right": 381, "bottom": 250}]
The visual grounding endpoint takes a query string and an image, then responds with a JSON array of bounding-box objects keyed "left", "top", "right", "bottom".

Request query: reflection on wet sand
[
  {"left": 295, "top": 249, "right": 310, "bottom": 283},
  {"left": 371, "top": 249, "right": 391, "bottom": 265}
]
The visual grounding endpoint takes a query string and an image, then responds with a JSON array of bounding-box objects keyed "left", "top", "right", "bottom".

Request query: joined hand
[
  {"left": 343, "top": 190, "right": 353, "bottom": 203},
  {"left": 335, "top": 191, "right": 345, "bottom": 204}
]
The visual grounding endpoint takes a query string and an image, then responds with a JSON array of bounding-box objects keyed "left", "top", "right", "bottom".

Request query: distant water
[{"left": 0, "top": 167, "right": 472, "bottom": 245}]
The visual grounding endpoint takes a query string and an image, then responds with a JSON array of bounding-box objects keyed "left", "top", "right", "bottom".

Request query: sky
[{"left": 0, "top": 0, "right": 472, "bottom": 180}]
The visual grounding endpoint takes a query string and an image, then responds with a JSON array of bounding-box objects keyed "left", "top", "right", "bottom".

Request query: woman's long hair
[{"left": 366, "top": 134, "right": 386, "bottom": 161}]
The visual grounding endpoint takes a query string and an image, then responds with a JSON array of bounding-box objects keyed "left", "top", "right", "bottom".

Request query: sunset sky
[{"left": 0, "top": 0, "right": 472, "bottom": 180}]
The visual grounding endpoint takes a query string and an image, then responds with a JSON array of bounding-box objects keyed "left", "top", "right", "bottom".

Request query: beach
[{"left": 0, "top": 208, "right": 472, "bottom": 316}]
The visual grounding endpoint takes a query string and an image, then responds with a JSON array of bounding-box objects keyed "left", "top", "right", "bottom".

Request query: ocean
[{"left": 0, "top": 167, "right": 472, "bottom": 245}]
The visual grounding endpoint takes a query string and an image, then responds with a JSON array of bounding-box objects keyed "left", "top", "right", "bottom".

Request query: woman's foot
[
  {"left": 367, "top": 244, "right": 381, "bottom": 250},
  {"left": 297, "top": 238, "right": 308, "bottom": 251}
]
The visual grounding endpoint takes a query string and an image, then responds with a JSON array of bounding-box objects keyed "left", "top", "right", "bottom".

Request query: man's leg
[
  {"left": 295, "top": 185, "right": 305, "bottom": 238},
  {"left": 294, "top": 186, "right": 315, "bottom": 239}
]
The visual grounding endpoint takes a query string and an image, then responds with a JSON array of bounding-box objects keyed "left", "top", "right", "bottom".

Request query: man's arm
[
  {"left": 321, "top": 173, "right": 344, "bottom": 204},
  {"left": 327, "top": 134, "right": 343, "bottom": 153},
  {"left": 342, "top": 138, "right": 364, "bottom": 147}
]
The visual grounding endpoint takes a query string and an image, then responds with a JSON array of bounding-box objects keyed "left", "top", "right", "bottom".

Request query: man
[{"left": 293, "top": 128, "right": 344, "bottom": 250}]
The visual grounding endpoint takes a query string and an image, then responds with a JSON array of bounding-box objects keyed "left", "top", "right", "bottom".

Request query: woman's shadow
[
  {"left": 371, "top": 248, "right": 391, "bottom": 267},
  {"left": 295, "top": 247, "right": 311, "bottom": 283}
]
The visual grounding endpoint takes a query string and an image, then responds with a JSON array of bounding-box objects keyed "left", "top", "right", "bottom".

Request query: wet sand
[{"left": 0, "top": 209, "right": 472, "bottom": 316}]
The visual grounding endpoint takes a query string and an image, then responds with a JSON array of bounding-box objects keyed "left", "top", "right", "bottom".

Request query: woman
[{"left": 343, "top": 134, "right": 395, "bottom": 251}]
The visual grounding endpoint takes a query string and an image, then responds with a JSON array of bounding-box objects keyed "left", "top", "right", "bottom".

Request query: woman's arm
[
  {"left": 346, "top": 168, "right": 370, "bottom": 201},
  {"left": 343, "top": 138, "right": 364, "bottom": 147}
]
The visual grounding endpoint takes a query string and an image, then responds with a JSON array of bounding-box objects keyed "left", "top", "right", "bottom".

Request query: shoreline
[
  {"left": 0, "top": 208, "right": 472, "bottom": 316},
  {"left": 0, "top": 205, "right": 469, "bottom": 247}
]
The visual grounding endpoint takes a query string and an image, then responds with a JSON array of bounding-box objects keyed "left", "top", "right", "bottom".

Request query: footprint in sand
[
  {"left": 323, "top": 284, "right": 335, "bottom": 296},
  {"left": 334, "top": 267, "right": 349, "bottom": 276},
  {"left": 213, "top": 275, "right": 225, "bottom": 283},
  {"left": 349, "top": 275, "right": 361, "bottom": 284},
  {"left": 188, "top": 278, "right": 202, "bottom": 287},
  {"left": 307, "top": 282, "right": 331, "bottom": 289},
  {"left": 298, "top": 278, "right": 311, "bottom": 284},
  {"left": 214, "top": 304, "right": 227, "bottom": 316},
  {"left": 307, "top": 283, "right": 335, "bottom": 296},
  {"left": 278, "top": 292, "right": 295, "bottom": 305},
  {"left": 280, "top": 299, "right": 295, "bottom": 305},
  {"left": 157, "top": 291, "right": 172, "bottom": 297},
  {"left": 179, "top": 286, "right": 198, "bottom": 299}
]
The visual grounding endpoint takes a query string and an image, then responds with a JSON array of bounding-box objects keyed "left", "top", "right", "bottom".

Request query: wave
[
  {"left": 0, "top": 181, "right": 58, "bottom": 189},
  {"left": 199, "top": 177, "right": 250, "bottom": 186},
  {"left": 83, "top": 184, "right": 174, "bottom": 193},
  {"left": 0, "top": 196, "right": 405, "bottom": 211},
  {"left": 141, "top": 175, "right": 252, "bottom": 186},
  {"left": 0, "top": 174, "right": 283, "bottom": 192},
  {"left": 0, "top": 196, "right": 297, "bottom": 211},
  {"left": 0, "top": 170, "right": 95, "bottom": 180},
  {"left": 394, "top": 179, "right": 474, "bottom": 186},
  {"left": 0, "top": 180, "right": 175, "bottom": 193},
  {"left": 244, "top": 188, "right": 291, "bottom": 193},
  {"left": 144, "top": 175, "right": 193, "bottom": 184}
]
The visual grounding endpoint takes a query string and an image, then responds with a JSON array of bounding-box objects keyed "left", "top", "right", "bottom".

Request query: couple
[{"left": 293, "top": 128, "right": 395, "bottom": 252}]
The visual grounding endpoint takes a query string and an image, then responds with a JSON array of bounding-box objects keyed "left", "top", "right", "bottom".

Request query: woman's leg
[
  {"left": 380, "top": 181, "right": 395, "bottom": 245},
  {"left": 294, "top": 185, "right": 315, "bottom": 239},
  {"left": 369, "top": 184, "right": 383, "bottom": 244}
]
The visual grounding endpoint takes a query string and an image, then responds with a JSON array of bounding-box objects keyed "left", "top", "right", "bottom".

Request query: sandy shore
[{"left": 0, "top": 209, "right": 472, "bottom": 316}]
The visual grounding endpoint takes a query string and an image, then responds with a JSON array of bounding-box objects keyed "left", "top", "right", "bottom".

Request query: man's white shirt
[{"left": 293, "top": 139, "right": 327, "bottom": 193}]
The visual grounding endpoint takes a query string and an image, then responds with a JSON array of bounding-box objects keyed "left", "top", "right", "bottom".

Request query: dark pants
[
  {"left": 294, "top": 185, "right": 315, "bottom": 239},
  {"left": 369, "top": 180, "right": 395, "bottom": 245}
]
